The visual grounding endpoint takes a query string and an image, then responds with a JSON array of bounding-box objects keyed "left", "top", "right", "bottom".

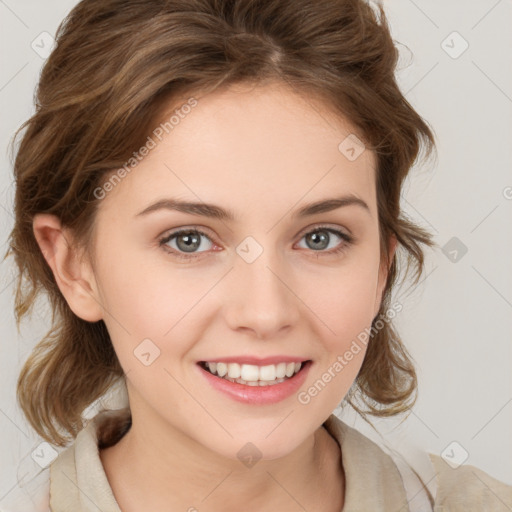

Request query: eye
[
  {"left": 158, "top": 224, "right": 354, "bottom": 261},
  {"left": 296, "top": 225, "right": 354, "bottom": 257},
  {"left": 159, "top": 228, "right": 216, "bottom": 260}
]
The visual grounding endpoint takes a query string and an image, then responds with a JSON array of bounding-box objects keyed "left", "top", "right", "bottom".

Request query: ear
[
  {"left": 373, "top": 234, "right": 398, "bottom": 318},
  {"left": 32, "top": 213, "right": 104, "bottom": 322}
]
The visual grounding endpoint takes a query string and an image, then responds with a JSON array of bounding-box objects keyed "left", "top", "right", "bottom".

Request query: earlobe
[{"left": 32, "top": 213, "right": 104, "bottom": 322}]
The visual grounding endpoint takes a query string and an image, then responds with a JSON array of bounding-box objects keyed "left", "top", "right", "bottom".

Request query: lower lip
[{"left": 197, "top": 361, "right": 312, "bottom": 405}]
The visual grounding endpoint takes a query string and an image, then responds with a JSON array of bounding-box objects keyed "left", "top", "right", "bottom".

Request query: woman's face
[{"left": 85, "top": 82, "right": 393, "bottom": 460}]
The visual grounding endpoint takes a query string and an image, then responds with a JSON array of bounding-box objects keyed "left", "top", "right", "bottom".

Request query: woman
[{"left": 3, "top": 0, "right": 511, "bottom": 510}]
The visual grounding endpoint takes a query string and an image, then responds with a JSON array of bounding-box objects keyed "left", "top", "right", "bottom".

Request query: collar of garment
[{"left": 49, "top": 410, "right": 412, "bottom": 511}]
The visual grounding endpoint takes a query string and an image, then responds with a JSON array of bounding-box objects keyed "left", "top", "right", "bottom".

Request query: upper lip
[{"left": 199, "top": 356, "right": 310, "bottom": 365}]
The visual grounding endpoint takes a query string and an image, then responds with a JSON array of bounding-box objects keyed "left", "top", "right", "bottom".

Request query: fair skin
[{"left": 33, "top": 81, "right": 396, "bottom": 511}]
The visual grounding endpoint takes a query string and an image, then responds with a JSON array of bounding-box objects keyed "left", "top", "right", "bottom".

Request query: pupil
[
  {"left": 178, "top": 232, "right": 200, "bottom": 252},
  {"left": 308, "top": 231, "right": 328, "bottom": 250}
]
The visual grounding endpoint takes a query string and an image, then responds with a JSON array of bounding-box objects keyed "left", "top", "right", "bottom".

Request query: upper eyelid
[
  {"left": 296, "top": 224, "right": 351, "bottom": 239},
  {"left": 160, "top": 223, "right": 352, "bottom": 246}
]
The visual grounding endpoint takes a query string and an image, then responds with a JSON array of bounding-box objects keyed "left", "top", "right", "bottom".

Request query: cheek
[
  {"left": 95, "top": 245, "right": 214, "bottom": 371},
  {"left": 297, "top": 265, "right": 379, "bottom": 407},
  {"left": 303, "top": 255, "right": 381, "bottom": 347},
  {"left": 97, "top": 239, "right": 208, "bottom": 330}
]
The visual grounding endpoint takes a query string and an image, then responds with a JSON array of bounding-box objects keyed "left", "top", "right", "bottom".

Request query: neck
[{"left": 100, "top": 410, "right": 344, "bottom": 512}]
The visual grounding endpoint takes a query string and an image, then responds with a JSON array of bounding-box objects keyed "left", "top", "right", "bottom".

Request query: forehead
[{"left": 99, "top": 82, "right": 377, "bottom": 221}]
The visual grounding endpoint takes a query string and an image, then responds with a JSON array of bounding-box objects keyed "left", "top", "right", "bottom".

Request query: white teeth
[
  {"left": 204, "top": 361, "right": 305, "bottom": 384},
  {"left": 240, "top": 364, "right": 259, "bottom": 381},
  {"left": 259, "top": 364, "right": 276, "bottom": 381},
  {"left": 216, "top": 362, "right": 228, "bottom": 377},
  {"left": 275, "top": 362, "right": 286, "bottom": 378},
  {"left": 227, "top": 363, "right": 241, "bottom": 379}
]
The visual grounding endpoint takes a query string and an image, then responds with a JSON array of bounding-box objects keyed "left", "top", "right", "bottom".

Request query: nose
[{"left": 223, "top": 245, "right": 301, "bottom": 340}]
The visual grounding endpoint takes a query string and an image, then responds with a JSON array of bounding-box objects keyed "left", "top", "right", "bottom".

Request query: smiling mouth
[{"left": 198, "top": 360, "right": 311, "bottom": 386}]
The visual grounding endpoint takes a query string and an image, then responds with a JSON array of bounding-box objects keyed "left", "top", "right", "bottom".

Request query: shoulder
[
  {"left": 0, "top": 467, "right": 50, "bottom": 512},
  {"left": 324, "top": 413, "right": 512, "bottom": 511},
  {"left": 323, "top": 414, "right": 415, "bottom": 510},
  {"left": 428, "top": 452, "right": 512, "bottom": 510},
  {"left": 0, "top": 409, "right": 124, "bottom": 512},
  {"left": 48, "top": 409, "right": 124, "bottom": 511}
]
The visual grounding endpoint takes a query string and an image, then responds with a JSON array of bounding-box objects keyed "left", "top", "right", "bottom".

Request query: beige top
[
  {"left": 2, "top": 410, "right": 512, "bottom": 511},
  {"left": 49, "top": 412, "right": 412, "bottom": 511}
]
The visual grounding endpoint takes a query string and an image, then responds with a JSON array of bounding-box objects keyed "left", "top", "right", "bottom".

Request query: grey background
[{"left": 1, "top": 0, "right": 511, "bottom": 498}]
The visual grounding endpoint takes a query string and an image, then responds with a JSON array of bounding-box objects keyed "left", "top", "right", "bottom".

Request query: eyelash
[{"left": 158, "top": 225, "right": 354, "bottom": 261}]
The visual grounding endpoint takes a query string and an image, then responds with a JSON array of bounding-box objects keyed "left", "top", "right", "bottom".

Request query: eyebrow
[{"left": 135, "top": 194, "right": 370, "bottom": 221}]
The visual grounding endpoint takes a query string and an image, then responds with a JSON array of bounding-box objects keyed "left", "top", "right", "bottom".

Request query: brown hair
[{"left": 6, "top": 0, "right": 437, "bottom": 449}]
